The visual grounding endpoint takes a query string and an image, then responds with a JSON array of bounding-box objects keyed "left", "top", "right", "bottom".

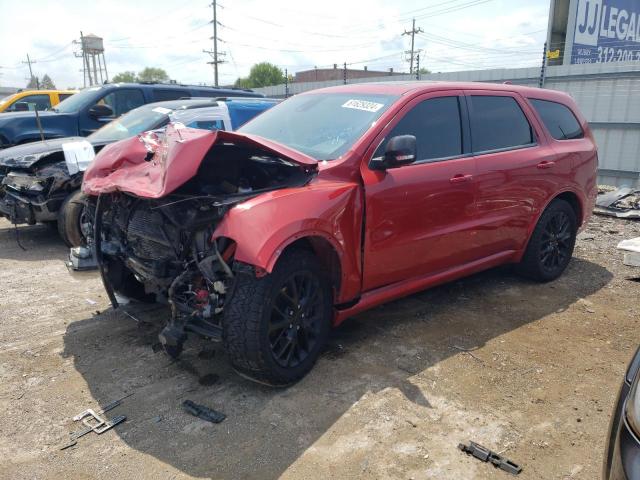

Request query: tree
[
  {"left": 112, "top": 71, "right": 137, "bottom": 83},
  {"left": 418, "top": 67, "right": 431, "bottom": 75},
  {"left": 137, "top": 67, "right": 169, "bottom": 83},
  {"left": 40, "top": 74, "right": 56, "bottom": 89},
  {"left": 234, "top": 62, "right": 285, "bottom": 89}
]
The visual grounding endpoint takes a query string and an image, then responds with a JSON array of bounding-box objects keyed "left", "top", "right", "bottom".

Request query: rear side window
[
  {"left": 100, "top": 89, "right": 145, "bottom": 116},
  {"left": 469, "top": 95, "right": 533, "bottom": 153},
  {"left": 375, "top": 96, "right": 462, "bottom": 162},
  {"left": 154, "top": 89, "right": 190, "bottom": 101},
  {"left": 529, "top": 99, "right": 584, "bottom": 140},
  {"left": 58, "top": 93, "right": 74, "bottom": 102}
]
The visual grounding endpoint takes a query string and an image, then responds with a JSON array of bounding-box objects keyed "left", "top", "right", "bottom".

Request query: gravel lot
[{"left": 1, "top": 215, "right": 639, "bottom": 479}]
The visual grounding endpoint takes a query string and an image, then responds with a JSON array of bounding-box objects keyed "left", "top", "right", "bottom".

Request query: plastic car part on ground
[
  {"left": 617, "top": 237, "right": 640, "bottom": 267},
  {"left": 595, "top": 186, "right": 640, "bottom": 219}
]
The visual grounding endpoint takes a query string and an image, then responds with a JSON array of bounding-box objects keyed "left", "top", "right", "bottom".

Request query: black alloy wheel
[
  {"left": 223, "top": 248, "right": 332, "bottom": 386},
  {"left": 516, "top": 198, "right": 577, "bottom": 282},
  {"left": 269, "top": 271, "right": 323, "bottom": 368},
  {"left": 539, "top": 210, "right": 572, "bottom": 274}
]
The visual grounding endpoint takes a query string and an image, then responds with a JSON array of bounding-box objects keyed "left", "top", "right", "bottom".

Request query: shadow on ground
[{"left": 61, "top": 258, "right": 612, "bottom": 479}]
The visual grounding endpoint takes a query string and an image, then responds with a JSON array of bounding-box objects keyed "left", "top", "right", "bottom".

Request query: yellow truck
[{"left": 0, "top": 89, "right": 77, "bottom": 113}]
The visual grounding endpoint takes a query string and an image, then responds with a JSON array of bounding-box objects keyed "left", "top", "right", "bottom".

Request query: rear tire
[
  {"left": 223, "top": 249, "right": 332, "bottom": 386},
  {"left": 516, "top": 199, "right": 577, "bottom": 282},
  {"left": 57, "top": 190, "right": 88, "bottom": 247}
]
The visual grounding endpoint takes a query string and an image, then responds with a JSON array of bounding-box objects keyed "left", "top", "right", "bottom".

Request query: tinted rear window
[
  {"left": 469, "top": 95, "right": 533, "bottom": 152},
  {"left": 529, "top": 98, "right": 584, "bottom": 140}
]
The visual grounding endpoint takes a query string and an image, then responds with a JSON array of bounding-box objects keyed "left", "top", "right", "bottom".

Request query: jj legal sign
[{"left": 572, "top": 0, "right": 640, "bottom": 63}]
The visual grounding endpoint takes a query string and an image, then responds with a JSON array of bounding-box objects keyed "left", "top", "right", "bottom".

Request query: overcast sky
[{"left": 0, "top": 0, "right": 549, "bottom": 89}]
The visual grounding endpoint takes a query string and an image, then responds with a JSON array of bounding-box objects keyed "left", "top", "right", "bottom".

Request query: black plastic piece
[
  {"left": 458, "top": 441, "right": 522, "bottom": 475},
  {"left": 182, "top": 400, "right": 226, "bottom": 423}
]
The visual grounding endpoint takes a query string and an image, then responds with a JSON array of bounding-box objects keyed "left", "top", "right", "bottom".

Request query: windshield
[
  {"left": 238, "top": 92, "right": 398, "bottom": 160},
  {"left": 89, "top": 105, "right": 170, "bottom": 143},
  {"left": 54, "top": 86, "right": 102, "bottom": 113}
]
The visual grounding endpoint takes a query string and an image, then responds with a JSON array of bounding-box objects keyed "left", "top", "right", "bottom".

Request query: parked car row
[
  {"left": 0, "top": 82, "right": 263, "bottom": 148},
  {"left": 0, "top": 95, "right": 277, "bottom": 246}
]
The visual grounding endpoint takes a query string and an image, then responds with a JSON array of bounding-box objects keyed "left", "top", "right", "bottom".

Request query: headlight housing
[
  {"left": 625, "top": 364, "right": 640, "bottom": 437},
  {"left": 1, "top": 171, "right": 46, "bottom": 192}
]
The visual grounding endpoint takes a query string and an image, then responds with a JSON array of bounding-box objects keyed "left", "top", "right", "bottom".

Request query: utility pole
[
  {"left": 416, "top": 54, "right": 420, "bottom": 80},
  {"left": 23, "top": 54, "right": 39, "bottom": 89},
  {"left": 206, "top": 0, "right": 225, "bottom": 86},
  {"left": 403, "top": 18, "right": 423, "bottom": 74}
]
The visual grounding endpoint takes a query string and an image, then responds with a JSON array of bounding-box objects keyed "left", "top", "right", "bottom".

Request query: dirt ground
[{"left": 0, "top": 215, "right": 639, "bottom": 480}]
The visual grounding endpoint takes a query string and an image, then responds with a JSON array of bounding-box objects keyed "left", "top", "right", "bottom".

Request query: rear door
[
  {"left": 467, "top": 91, "right": 564, "bottom": 256},
  {"left": 361, "top": 91, "right": 478, "bottom": 291}
]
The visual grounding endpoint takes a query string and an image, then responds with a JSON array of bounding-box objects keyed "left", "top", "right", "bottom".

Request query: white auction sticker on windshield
[
  {"left": 342, "top": 99, "right": 384, "bottom": 112},
  {"left": 152, "top": 107, "right": 172, "bottom": 115}
]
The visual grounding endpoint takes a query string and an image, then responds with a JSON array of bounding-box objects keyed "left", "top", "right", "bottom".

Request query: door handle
[
  {"left": 537, "top": 160, "right": 556, "bottom": 169},
  {"left": 449, "top": 174, "right": 473, "bottom": 183}
]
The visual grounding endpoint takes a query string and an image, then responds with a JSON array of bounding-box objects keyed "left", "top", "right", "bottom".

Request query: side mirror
[
  {"left": 14, "top": 102, "right": 29, "bottom": 112},
  {"left": 88, "top": 104, "right": 114, "bottom": 119},
  {"left": 369, "top": 135, "right": 417, "bottom": 170}
]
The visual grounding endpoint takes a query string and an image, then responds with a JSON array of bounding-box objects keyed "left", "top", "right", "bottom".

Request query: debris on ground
[
  {"left": 595, "top": 186, "right": 640, "bottom": 219},
  {"left": 458, "top": 441, "right": 522, "bottom": 475},
  {"left": 60, "top": 393, "right": 132, "bottom": 450},
  {"left": 182, "top": 400, "right": 226, "bottom": 424},
  {"left": 617, "top": 237, "right": 640, "bottom": 267}
]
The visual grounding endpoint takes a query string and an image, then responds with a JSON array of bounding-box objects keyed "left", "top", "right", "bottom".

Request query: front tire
[
  {"left": 223, "top": 249, "right": 332, "bottom": 386},
  {"left": 516, "top": 199, "right": 577, "bottom": 282},
  {"left": 57, "top": 190, "right": 88, "bottom": 247}
]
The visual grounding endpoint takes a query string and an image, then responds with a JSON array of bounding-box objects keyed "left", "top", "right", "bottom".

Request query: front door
[
  {"left": 361, "top": 92, "right": 477, "bottom": 291},
  {"left": 79, "top": 88, "right": 145, "bottom": 136}
]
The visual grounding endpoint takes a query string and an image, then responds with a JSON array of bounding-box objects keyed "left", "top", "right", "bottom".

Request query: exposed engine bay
[{"left": 95, "top": 143, "right": 312, "bottom": 354}]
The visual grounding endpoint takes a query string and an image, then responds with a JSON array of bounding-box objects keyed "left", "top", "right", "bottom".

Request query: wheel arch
[
  {"left": 517, "top": 189, "right": 584, "bottom": 262},
  {"left": 271, "top": 234, "right": 343, "bottom": 304}
]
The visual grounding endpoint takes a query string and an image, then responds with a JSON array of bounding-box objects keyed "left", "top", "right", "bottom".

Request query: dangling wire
[{"left": 12, "top": 204, "right": 26, "bottom": 251}]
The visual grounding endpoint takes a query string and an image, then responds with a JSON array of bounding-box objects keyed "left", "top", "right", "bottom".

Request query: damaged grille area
[
  {"left": 127, "top": 207, "right": 178, "bottom": 261},
  {"left": 95, "top": 141, "right": 313, "bottom": 354}
]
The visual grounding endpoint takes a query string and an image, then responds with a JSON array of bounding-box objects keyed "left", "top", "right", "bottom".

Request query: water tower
[{"left": 74, "top": 32, "right": 108, "bottom": 86}]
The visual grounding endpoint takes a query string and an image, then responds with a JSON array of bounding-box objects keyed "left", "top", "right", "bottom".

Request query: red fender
[{"left": 213, "top": 179, "right": 363, "bottom": 304}]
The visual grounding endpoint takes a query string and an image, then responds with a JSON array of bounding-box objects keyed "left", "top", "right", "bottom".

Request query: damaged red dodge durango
[{"left": 83, "top": 82, "right": 598, "bottom": 385}]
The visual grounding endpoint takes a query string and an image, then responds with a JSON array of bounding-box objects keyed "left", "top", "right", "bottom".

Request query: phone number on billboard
[{"left": 573, "top": 47, "right": 640, "bottom": 63}]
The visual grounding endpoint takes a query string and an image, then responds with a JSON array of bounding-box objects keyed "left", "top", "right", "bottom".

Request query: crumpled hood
[
  {"left": 0, "top": 137, "right": 85, "bottom": 168},
  {"left": 82, "top": 124, "right": 317, "bottom": 198}
]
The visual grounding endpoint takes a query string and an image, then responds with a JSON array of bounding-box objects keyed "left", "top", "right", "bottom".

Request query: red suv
[{"left": 83, "top": 82, "right": 598, "bottom": 385}]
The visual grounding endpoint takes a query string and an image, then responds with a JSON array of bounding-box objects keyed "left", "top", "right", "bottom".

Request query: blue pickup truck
[{"left": 0, "top": 82, "right": 263, "bottom": 148}]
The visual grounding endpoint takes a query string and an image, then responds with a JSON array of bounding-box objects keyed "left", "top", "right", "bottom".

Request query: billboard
[{"left": 571, "top": 0, "right": 640, "bottom": 63}]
